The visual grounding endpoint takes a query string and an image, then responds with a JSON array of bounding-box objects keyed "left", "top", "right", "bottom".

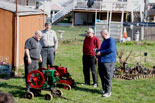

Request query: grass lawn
[{"left": 0, "top": 26, "right": 155, "bottom": 103}]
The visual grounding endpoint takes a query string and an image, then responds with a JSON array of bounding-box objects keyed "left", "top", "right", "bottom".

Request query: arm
[
  {"left": 38, "top": 54, "right": 42, "bottom": 63},
  {"left": 96, "top": 37, "right": 101, "bottom": 49},
  {"left": 24, "top": 39, "right": 32, "bottom": 64},
  {"left": 54, "top": 31, "right": 58, "bottom": 50},
  {"left": 25, "top": 49, "right": 32, "bottom": 64}
]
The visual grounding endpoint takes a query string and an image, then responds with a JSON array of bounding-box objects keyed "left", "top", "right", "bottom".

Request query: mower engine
[
  {"left": 26, "top": 68, "right": 62, "bottom": 100},
  {"left": 49, "top": 66, "right": 75, "bottom": 90},
  {"left": 27, "top": 68, "right": 59, "bottom": 89}
]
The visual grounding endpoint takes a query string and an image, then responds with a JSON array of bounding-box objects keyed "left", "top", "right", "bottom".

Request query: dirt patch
[{"left": 0, "top": 78, "right": 9, "bottom": 81}]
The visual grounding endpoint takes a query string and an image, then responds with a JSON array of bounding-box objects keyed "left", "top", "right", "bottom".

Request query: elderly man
[
  {"left": 82, "top": 28, "right": 100, "bottom": 87},
  {"left": 24, "top": 30, "right": 42, "bottom": 92},
  {"left": 96, "top": 28, "right": 116, "bottom": 97},
  {"left": 39, "top": 22, "right": 58, "bottom": 68}
]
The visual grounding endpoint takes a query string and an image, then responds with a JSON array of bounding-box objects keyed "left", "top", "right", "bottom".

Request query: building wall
[
  {"left": 0, "top": 9, "right": 14, "bottom": 66},
  {"left": 75, "top": 13, "right": 94, "bottom": 25},
  {"left": 74, "top": 12, "right": 122, "bottom": 25},
  {"left": 111, "top": 13, "right": 122, "bottom": 21},
  {"left": 19, "top": 14, "right": 45, "bottom": 65}
]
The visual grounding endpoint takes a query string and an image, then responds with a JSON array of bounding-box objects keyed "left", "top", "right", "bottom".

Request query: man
[
  {"left": 87, "top": 0, "right": 95, "bottom": 8},
  {"left": 82, "top": 28, "right": 100, "bottom": 87},
  {"left": 24, "top": 31, "right": 42, "bottom": 92},
  {"left": 96, "top": 28, "right": 116, "bottom": 97},
  {"left": 39, "top": 22, "right": 58, "bottom": 68}
]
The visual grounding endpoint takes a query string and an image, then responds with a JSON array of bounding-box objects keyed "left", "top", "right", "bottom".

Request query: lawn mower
[
  {"left": 49, "top": 66, "right": 75, "bottom": 90},
  {"left": 25, "top": 66, "right": 75, "bottom": 100}
]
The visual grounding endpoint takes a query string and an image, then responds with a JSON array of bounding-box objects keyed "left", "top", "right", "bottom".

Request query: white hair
[
  {"left": 100, "top": 28, "right": 109, "bottom": 35},
  {"left": 34, "top": 30, "right": 42, "bottom": 36}
]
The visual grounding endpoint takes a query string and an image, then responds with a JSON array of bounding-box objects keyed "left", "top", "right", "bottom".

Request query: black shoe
[
  {"left": 26, "top": 87, "right": 30, "bottom": 92},
  {"left": 81, "top": 83, "right": 90, "bottom": 85}
]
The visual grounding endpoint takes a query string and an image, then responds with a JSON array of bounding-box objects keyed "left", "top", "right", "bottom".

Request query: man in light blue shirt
[{"left": 39, "top": 22, "right": 58, "bottom": 68}]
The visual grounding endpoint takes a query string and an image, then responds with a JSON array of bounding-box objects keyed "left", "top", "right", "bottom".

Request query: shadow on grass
[
  {"left": 72, "top": 82, "right": 101, "bottom": 94},
  {"left": 0, "top": 78, "right": 26, "bottom": 98}
]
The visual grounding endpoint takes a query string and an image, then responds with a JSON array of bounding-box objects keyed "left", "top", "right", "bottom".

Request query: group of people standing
[
  {"left": 24, "top": 22, "right": 58, "bottom": 92},
  {"left": 24, "top": 23, "right": 116, "bottom": 98},
  {"left": 82, "top": 28, "right": 116, "bottom": 97}
]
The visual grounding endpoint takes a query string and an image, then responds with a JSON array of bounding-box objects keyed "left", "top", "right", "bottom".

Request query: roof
[
  {"left": 39, "top": 2, "right": 63, "bottom": 11},
  {"left": 0, "top": 1, "right": 44, "bottom": 16},
  {"left": 51, "top": 3, "right": 63, "bottom": 11}
]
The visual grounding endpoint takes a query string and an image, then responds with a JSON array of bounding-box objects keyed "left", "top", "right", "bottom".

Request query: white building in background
[
  {"left": 52, "top": 0, "right": 145, "bottom": 25},
  {"left": 51, "top": 0, "right": 145, "bottom": 40}
]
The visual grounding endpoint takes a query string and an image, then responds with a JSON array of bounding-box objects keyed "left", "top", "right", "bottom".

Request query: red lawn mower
[
  {"left": 25, "top": 66, "right": 75, "bottom": 100},
  {"left": 50, "top": 66, "right": 75, "bottom": 90}
]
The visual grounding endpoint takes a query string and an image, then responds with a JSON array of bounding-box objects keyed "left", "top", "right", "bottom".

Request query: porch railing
[{"left": 52, "top": 3, "right": 73, "bottom": 23}]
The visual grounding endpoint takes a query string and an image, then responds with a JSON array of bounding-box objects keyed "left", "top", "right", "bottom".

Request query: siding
[
  {"left": 19, "top": 14, "right": 45, "bottom": 65},
  {"left": 0, "top": 9, "right": 14, "bottom": 66}
]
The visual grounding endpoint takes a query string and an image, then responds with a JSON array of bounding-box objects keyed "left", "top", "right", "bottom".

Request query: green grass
[{"left": 0, "top": 26, "right": 155, "bottom": 103}]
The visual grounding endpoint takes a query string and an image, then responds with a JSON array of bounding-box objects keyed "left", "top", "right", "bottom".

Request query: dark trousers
[
  {"left": 24, "top": 56, "right": 38, "bottom": 90},
  {"left": 98, "top": 63, "right": 115, "bottom": 93},
  {"left": 39, "top": 47, "right": 55, "bottom": 68},
  {"left": 82, "top": 55, "right": 98, "bottom": 85}
]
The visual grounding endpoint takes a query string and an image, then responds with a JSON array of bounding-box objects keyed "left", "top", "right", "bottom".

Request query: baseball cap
[{"left": 87, "top": 28, "right": 94, "bottom": 33}]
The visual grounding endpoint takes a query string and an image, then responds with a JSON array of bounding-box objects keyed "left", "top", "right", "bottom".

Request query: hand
[
  {"left": 96, "top": 51, "right": 101, "bottom": 56},
  {"left": 39, "top": 57, "right": 42, "bottom": 63},
  {"left": 28, "top": 57, "right": 32, "bottom": 64}
]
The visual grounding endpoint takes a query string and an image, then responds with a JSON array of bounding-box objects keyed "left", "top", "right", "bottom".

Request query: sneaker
[
  {"left": 103, "top": 92, "right": 111, "bottom": 98},
  {"left": 93, "top": 84, "right": 98, "bottom": 88}
]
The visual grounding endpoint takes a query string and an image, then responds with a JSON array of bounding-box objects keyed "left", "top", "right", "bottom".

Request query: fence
[
  {"left": 124, "top": 23, "right": 155, "bottom": 41},
  {"left": 144, "top": 27, "right": 155, "bottom": 40}
]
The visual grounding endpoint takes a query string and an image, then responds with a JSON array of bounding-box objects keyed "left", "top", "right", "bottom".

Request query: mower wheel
[
  {"left": 56, "top": 89, "right": 63, "bottom": 97},
  {"left": 27, "top": 70, "right": 45, "bottom": 88},
  {"left": 45, "top": 93, "right": 53, "bottom": 100},
  {"left": 64, "top": 84, "right": 71, "bottom": 90},
  {"left": 25, "top": 92, "right": 34, "bottom": 99}
]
